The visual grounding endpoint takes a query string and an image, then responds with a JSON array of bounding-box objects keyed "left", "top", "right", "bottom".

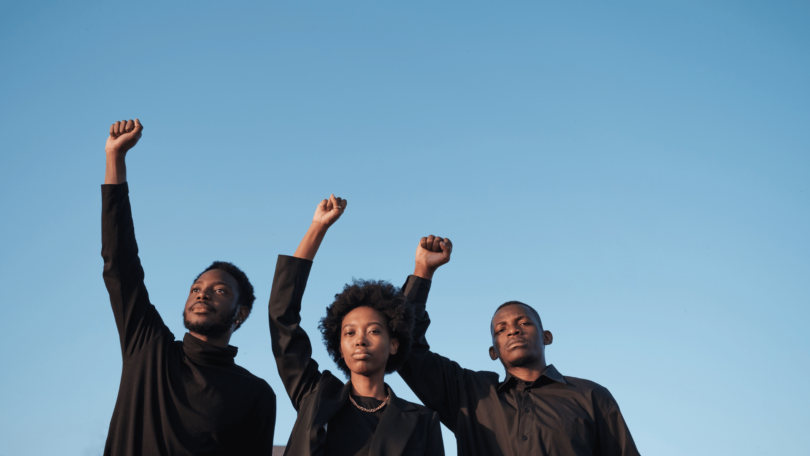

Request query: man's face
[
  {"left": 183, "top": 269, "right": 241, "bottom": 337},
  {"left": 489, "top": 304, "right": 552, "bottom": 369},
  {"left": 338, "top": 306, "right": 399, "bottom": 377}
]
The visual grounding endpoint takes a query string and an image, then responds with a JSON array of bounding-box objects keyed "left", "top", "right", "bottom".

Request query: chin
[
  {"left": 348, "top": 364, "right": 378, "bottom": 377},
  {"left": 508, "top": 354, "right": 539, "bottom": 368}
]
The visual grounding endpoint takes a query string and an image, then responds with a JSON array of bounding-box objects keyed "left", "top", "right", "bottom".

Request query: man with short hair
[
  {"left": 398, "top": 235, "right": 640, "bottom": 456},
  {"left": 100, "top": 119, "right": 276, "bottom": 456}
]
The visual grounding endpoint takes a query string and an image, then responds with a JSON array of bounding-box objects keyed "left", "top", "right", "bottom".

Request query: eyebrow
[
  {"left": 493, "top": 315, "right": 529, "bottom": 327},
  {"left": 192, "top": 281, "right": 234, "bottom": 289},
  {"left": 342, "top": 321, "right": 384, "bottom": 330}
]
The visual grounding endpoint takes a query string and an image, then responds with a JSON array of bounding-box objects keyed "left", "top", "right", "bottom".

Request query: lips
[
  {"left": 191, "top": 302, "right": 215, "bottom": 313},
  {"left": 506, "top": 338, "right": 528, "bottom": 350},
  {"left": 352, "top": 350, "right": 372, "bottom": 360}
]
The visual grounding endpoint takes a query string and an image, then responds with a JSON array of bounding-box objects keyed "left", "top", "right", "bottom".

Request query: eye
[
  {"left": 369, "top": 329, "right": 380, "bottom": 335},
  {"left": 191, "top": 287, "right": 200, "bottom": 293},
  {"left": 344, "top": 330, "right": 355, "bottom": 337},
  {"left": 496, "top": 328, "right": 505, "bottom": 334},
  {"left": 216, "top": 289, "right": 227, "bottom": 294}
]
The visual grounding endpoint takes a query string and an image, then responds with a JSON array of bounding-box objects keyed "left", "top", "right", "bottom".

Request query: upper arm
[
  {"left": 101, "top": 183, "right": 170, "bottom": 358},
  {"left": 593, "top": 387, "right": 641, "bottom": 456},
  {"left": 268, "top": 255, "right": 323, "bottom": 410},
  {"left": 253, "top": 387, "right": 277, "bottom": 455},
  {"left": 398, "top": 275, "right": 467, "bottom": 429}
]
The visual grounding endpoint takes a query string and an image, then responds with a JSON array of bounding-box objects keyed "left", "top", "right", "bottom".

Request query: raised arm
[
  {"left": 268, "top": 195, "right": 347, "bottom": 410},
  {"left": 101, "top": 119, "right": 169, "bottom": 358},
  {"left": 399, "top": 236, "right": 474, "bottom": 430}
]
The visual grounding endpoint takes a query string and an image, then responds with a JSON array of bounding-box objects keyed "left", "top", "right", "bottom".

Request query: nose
[
  {"left": 355, "top": 334, "right": 368, "bottom": 346},
  {"left": 507, "top": 326, "right": 522, "bottom": 337},
  {"left": 196, "top": 288, "right": 210, "bottom": 300}
]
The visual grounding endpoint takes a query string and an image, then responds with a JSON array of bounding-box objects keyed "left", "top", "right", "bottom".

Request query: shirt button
[
  {"left": 524, "top": 407, "right": 530, "bottom": 412},
  {"left": 522, "top": 436, "right": 528, "bottom": 441}
]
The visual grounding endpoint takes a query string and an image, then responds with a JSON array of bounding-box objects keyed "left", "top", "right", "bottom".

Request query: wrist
[
  {"left": 309, "top": 221, "right": 331, "bottom": 234},
  {"left": 413, "top": 264, "right": 436, "bottom": 280},
  {"left": 105, "top": 149, "right": 127, "bottom": 161}
]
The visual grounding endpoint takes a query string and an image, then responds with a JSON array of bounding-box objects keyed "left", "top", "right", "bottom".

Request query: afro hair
[{"left": 318, "top": 279, "right": 414, "bottom": 378}]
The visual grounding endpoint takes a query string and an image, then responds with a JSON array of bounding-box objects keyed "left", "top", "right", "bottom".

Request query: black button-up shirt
[{"left": 398, "top": 276, "right": 640, "bottom": 456}]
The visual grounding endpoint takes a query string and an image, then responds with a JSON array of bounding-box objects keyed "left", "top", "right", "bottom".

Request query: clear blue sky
[{"left": 1, "top": 1, "right": 808, "bottom": 455}]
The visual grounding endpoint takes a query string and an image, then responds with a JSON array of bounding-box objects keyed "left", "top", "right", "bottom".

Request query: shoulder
[
  {"left": 309, "top": 369, "right": 346, "bottom": 399},
  {"left": 230, "top": 364, "right": 276, "bottom": 398},
  {"left": 562, "top": 375, "right": 620, "bottom": 407}
]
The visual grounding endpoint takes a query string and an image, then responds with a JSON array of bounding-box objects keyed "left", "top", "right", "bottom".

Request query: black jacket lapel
[
  {"left": 368, "top": 386, "right": 420, "bottom": 456},
  {"left": 308, "top": 377, "right": 352, "bottom": 454}
]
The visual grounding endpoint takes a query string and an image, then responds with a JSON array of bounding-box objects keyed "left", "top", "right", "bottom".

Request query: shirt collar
[
  {"left": 498, "top": 364, "right": 567, "bottom": 391},
  {"left": 182, "top": 332, "right": 238, "bottom": 366}
]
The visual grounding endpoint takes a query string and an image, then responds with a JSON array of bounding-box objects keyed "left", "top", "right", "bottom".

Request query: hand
[
  {"left": 414, "top": 235, "right": 452, "bottom": 279},
  {"left": 105, "top": 119, "right": 143, "bottom": 155},
  {"left": 312, "top": 194, "right": 347, "bottom": 228}
]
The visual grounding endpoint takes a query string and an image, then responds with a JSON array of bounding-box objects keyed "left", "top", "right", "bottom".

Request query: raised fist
[
  {"left": 312, "top": 194, "right": 347, "bottom": 228},
  {"left": 106, "top": 119, "right": 143, "bottom": 155},
  {"left": 415, "top": 235, "right": 452, "bottom": 273}
]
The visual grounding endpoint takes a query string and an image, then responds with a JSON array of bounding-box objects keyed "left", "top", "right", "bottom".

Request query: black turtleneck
[{"left": 101, "top": 183, "right": 276, "bottom": 456}]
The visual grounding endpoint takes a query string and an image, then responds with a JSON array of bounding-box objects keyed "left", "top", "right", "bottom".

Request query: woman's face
[{"left": 339, "top": 306, "right": 399, "bottom": 377}]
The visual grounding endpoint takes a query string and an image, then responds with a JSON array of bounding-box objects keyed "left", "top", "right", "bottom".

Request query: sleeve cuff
[
  {"left": 402, "top": 275, "right": 431, "bottom": 305},
  {"left": 277, "top": 254, "right": 313, "bottom": 265}
]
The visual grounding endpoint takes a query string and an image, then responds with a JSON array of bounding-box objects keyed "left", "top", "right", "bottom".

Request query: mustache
[{"left": 190, "top": 302, "right": 216, "bottom": 312}]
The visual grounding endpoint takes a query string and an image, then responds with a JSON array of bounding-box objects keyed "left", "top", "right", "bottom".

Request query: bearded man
[{"left": 100, "top": 119, "right": 276, "bottom": 456}]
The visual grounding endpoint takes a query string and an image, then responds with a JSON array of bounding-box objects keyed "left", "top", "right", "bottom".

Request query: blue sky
[{"left": 1, "top": 1, "right": 808, "bottom": 455}]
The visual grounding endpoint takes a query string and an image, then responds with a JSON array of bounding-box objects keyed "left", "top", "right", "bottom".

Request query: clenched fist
[
  {"left": 414, "top": 235, "right": 452, "bottom": 279},
  {"left": 312, "top": 194, "right": 348, "bottom": 228},
  {"left": 106, "top": 119, "right": 143, "bottom": 155}
]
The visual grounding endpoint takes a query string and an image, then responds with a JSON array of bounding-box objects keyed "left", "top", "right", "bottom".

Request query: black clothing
[
  {"left": 323, "top": 395, "right": 385, "bottom": 456},
  {"left": 268, "top": 255, "right": 444, "bottom": 456},
  {"left": 398, "top": 276, "right": 640, "bottom": 456},
  {"left": 101, "top": 183, "right": 276, "bottom": 456}
]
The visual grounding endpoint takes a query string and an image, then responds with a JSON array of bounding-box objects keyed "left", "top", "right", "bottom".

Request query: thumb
[
  {"left": 134, "top": 118, "right": 144, "bottom": 132},
  {"left": 440, "top": 238, "right": 453, "bottom": 255}
]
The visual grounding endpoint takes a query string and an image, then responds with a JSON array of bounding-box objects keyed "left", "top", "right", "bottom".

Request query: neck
[
  {"left": 188, "top": 331, "right": 232, "bottom": 348},
  {"left": 349, "top": 370, "right": 388, "bottom": 400},
  {"left": 505, "top": 360, "right": 547, "bottom": 383}
]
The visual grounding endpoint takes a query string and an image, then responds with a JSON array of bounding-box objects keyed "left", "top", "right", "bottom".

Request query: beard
[{"left": 183, "top": 304, "right": 239, "bottom": 338}]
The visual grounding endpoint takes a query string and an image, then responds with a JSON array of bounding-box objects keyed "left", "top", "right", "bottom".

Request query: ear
[
  {"left": 489, "top": 346, "right": 498, "bottom": 361},
  {"left": 234, "top": 306, "right": 250, "bottom": 330},
  {"left": 543, "top": 330, "right": 553, "bottom": 346},
  {"left": 389, "top": 338, "right": 399, "bottom": 355}
]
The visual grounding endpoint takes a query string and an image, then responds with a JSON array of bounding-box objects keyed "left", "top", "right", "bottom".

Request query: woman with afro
[{"left": 268, "top": 194, "right": 446, "bottom": 456}]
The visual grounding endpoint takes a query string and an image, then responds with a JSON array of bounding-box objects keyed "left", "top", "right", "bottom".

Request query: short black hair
[
  {"left": 492, "top": 301, "right": 543, "bottom": 332},
  {"left": 195, "top": 261, "right": 256, "bottom": 313},
  {"left": 318, "top": 279, "right": 414, "bottom": 378}
]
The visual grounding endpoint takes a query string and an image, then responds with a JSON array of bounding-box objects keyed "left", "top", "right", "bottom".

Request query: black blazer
[{"left": 268, "top": 255, "right": 444, "bottom": 456}]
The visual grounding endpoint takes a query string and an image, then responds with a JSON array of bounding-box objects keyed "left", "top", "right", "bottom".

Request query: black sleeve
[
  {"left": 593, "top": 387, "right": 641, "bottom": 456},
  {"left": 253, "top": 387, "right": 277, "bottom": 455},
  {"left": 397, "top": 275, "right": 469, "bottom": 432},
  {"left": 424, "top": 411, "right": 446, "bottom": 456},
  {"left": 101, "top": 183, "right": 170, "bottom": 359},
  {"left": 268, "top": 254, "right": 323, "bottom": 411}
]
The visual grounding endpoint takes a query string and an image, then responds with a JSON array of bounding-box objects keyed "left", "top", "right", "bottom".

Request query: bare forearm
[
  {"left": 105, "top": 153, "right": 127, "bottom": 184},
  {"left": 293, "top": 222, "right": 330, "bottom": 261}
]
